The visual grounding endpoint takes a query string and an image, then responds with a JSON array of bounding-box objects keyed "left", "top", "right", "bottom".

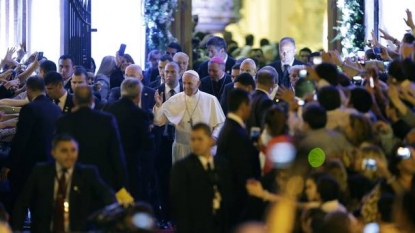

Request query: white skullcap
[{"left": 183, "top": 70, "right": 200, "bottom": 80}]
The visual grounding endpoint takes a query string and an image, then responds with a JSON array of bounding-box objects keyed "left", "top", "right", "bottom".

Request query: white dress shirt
[
  {"left": 197, "top": 155, "right": 215, "bottom": 170},
  {"left": 56, "top": 91, "right": 68, "bottom": 111},
  {"left": 165, "top": 83, "right": 180, "bottom": 100}
]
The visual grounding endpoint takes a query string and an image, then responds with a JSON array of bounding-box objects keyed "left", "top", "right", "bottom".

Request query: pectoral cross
[{"left": 188, "top": 118, "right": 193, "bottom": 127}]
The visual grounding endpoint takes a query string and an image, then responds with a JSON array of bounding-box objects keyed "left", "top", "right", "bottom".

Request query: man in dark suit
[
  {"left": 197, "top": 36, "right": 236, "bottom": 78},
  {"left": 153, "top": 61, "right": 183, "bottom": 225},
  {"left": 150, "top": 55, "right": 173, "bottom": 89},
  {"left": 107, "top": 64, "right": 156, "bottom": 113},
  {"left": 246, "top": 68, "right": 277, "bottom": 130},
  {"left": 12, "top": 134, "right": 115, "bottom": 232},
  {"left": 171, "top": 123, "right": 232, "bottom": 233},
  {"left": 58, "top": 55, "right": 75, "bottom": 92},
  {"left": 199, "top": 57, "right": 232, "bottom": 101},
  {"left": 220, "top": 59, "right": 257, "bottom": 113},
  {"left": 103, "top": 78, "right": 152, "bottom": 201},
  {"left": 268, "top": 37, "right": 305, "bottom": 88},
  {"left": 143, "top": 49, "right": 161, "bottom": 85},
  {"left": 44, "top": 71, "right": 74, "bottom": 114},
  {"left": 216, "top": 89, "right": 260, "bottom": 225},
  {"left": 0, "top": 76, "right": 62, "bottom": 212},
  {"left": 56, "top": 85, "right": 128, "bottom": 196},
  {"left": 70, "top": 68, "right": 101, "bottom": 108}
]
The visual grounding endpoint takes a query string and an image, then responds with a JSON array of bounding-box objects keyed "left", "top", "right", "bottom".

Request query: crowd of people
[{"left": 0, "top": 8, "right": 415, "bottom": 233}]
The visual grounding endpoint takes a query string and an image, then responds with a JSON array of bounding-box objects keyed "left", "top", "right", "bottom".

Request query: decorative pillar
[
  {"left": 170, "top": 0, "right": 193, "bottom": 66},
  {"left": 327, "top": 0, "right": 341, "bottom": 51},
  {"left": 192, "top": 0, "right": 236, "bottom": 33}
]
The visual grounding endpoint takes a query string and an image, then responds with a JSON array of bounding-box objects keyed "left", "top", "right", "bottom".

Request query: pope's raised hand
[{"left": 155, "top": 90, "right": 163, "bottom": 107}]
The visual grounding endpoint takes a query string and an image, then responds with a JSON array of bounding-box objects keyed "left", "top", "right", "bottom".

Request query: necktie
[
  {"left": 282, "top": 64, "right": 290, "bottom": 88},
  {"left": 54, "top": 99, "right": 60, "bottom": 105},
  {"left": 53, "top": 168, "right": 67, "bottom": 232},
  {"left": 169, "top": 89, "right": 176, "bottom": 98}
]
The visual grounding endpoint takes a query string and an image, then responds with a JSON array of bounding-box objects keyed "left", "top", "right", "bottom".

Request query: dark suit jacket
[
  {"left": 62, "top": 93, "right": 74, "bottom": 114},
  {"left": 144, "top": 67, "right": 159, "bottom": 85},
  {"left": 246, "top": 90, "right": 274, "bottom": 130},
  {"left": 107, "top": 86, "right": 156, "bottom": 113},
  {"left": 5, "top": 95, "right": 62, "bottom": 185},
  {"left": 267, "top": 59, "right": 305, "bottom": 87},
  {"left": 170, "top": 154, "right": 232, "bottom": 233},
  {"left": 103, "top": 97, "right": 152, "bottom": 197},
  {"left": 56, "top": 107, "right": 127, "bottom": 191},
  {"left": 199, "top": 74, "right": 232, "bottom": 101},
  {"left": 104, "top": 97, "right": 152, "bottom": 158},
  {"left": 219, "top": 82, "right": 234, "bottom": 114},
  {"left": 64, "top": 78, "right": 72, "bottom": 93},
  {"left": 197, "top": 56, "right": 236, "bottom": 79},
  {"left": 12, "top": 162, "right": 115, "bottom": 232},
  {"left": 150, "top": 76, "right": 162, "bottom": 89},
  {"left": 216, "top": 118, "right": 260, "bottom": 224}
]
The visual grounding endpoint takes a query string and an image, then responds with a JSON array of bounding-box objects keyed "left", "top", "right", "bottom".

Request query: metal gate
[{"left": 63, "top": 0, "right": 92, "bottom": 69}]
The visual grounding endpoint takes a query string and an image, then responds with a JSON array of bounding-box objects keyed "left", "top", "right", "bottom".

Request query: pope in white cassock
[{"left": 153, "top": 70, "right": 225, "bottom": 163}]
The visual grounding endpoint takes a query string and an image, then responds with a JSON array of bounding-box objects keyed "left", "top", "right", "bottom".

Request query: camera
[
  {"left": 362, "top": 158, "right": 377, "bottom": 171},
  {"left": 397, "top": 147, "right": 411, "bottom": 159}
]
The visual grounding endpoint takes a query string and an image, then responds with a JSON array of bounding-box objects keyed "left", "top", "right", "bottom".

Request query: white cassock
[{"left": 154, "top": 90, "right": 225, "bottom": 163}]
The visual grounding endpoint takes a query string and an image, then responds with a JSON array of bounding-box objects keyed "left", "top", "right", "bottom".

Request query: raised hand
[
  {"left": 379, "top": 28, "right": 395, "bottom": 41},
  {"left": 404, "top": 9, "right": 415, "bottom": 30},
  {"left": 154, "top": 90, "right": 163, "bottom": 107},
  {"left": 371, "top": 30, "right": 379, "bottom": 47}
]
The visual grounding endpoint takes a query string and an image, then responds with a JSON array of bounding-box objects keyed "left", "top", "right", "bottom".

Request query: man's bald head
[
  {"left": 125, "top": 64, "right": 143, "bottom": 81},
  {"left": 240, "top": 58, "right": 257, "bottom": 77},
  {"left": 74, "top": 85, "right": 94, "bottom": 107},
  {"left": 173, "top": 52, "right": 189, "bottom": 75},
  {"left": 173, "top": 52, "right": 189, "bottom": 60}
]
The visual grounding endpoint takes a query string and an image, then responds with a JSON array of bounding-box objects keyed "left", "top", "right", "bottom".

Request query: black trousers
[{"left": 155, "top": 136, "right": 174, "bottom": 221}]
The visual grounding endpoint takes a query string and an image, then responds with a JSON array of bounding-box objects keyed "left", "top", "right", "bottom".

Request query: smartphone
[
  {"left": 312, "top": 56, "right": 322, "bottom": 65},
  {"left": 362, "top": 158, "right": 377, "bottom": 171},
  {"left": 369, "top": 77, "right": 374, "bottom": 88},
  {"left": 299, "top": 69, "right": 308, "bottom": 78},
  {"left": 119, "top": 44, "right": 127, "bottom": 56},
  {"left": 397, "top": 147, "right": 411, "bottom": 159},
  {"left": 250, "top": 127, "right": 261, "bottom": 142},
  {"left": 269, "top": 142, "right": 296, "bottom": 168},
  {"left": 37, "top": 52, "right": 44, "bottom": 61},
  {"left": 297, "top": 99, "right": 305, "bottom": 106},
  {"left": 363, "top": 222, "right": 379, "bottom": 233}
]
